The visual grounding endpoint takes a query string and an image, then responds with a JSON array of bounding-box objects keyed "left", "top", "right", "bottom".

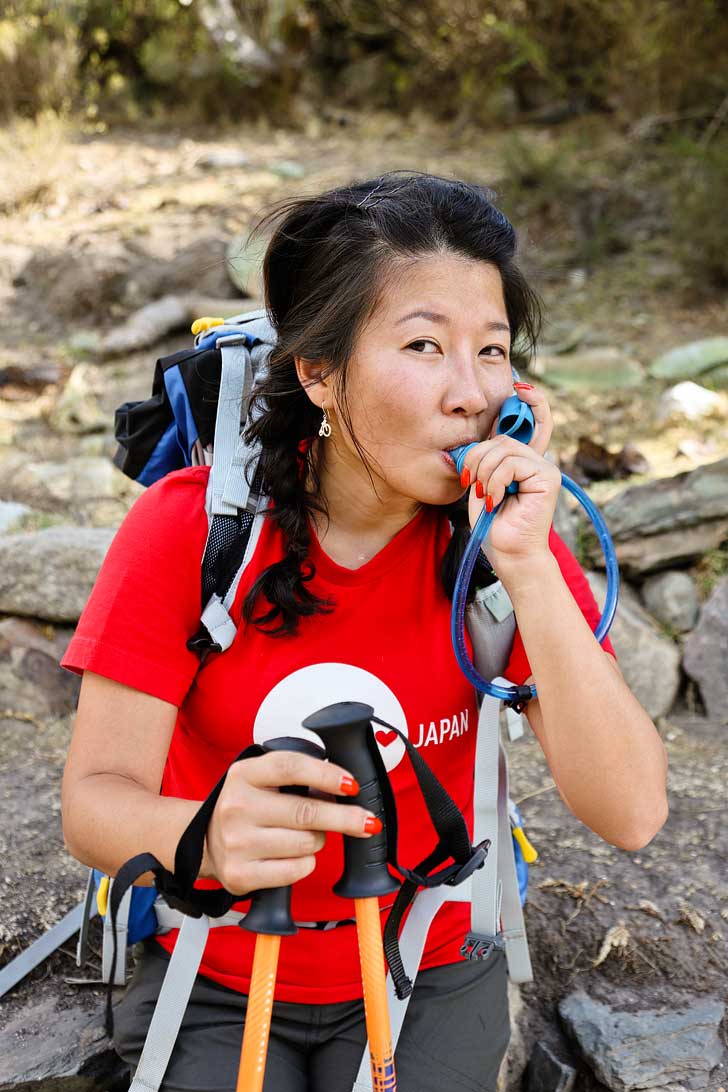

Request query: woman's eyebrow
[{"left": 396, "top": 309, "right": 511, "bottom": 334}]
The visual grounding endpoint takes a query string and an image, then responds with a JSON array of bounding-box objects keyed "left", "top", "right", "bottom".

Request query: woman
[{"left": 61, "top": 172, "right": 668, "bottom": 1092}]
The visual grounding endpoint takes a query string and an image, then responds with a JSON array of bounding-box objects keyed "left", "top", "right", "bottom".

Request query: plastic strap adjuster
[
  {"left": 445, "top": 838, "right": 491, "bottom": 887},
  {"left": 460, "top": 932, "right": 505, "bottom": 962}
]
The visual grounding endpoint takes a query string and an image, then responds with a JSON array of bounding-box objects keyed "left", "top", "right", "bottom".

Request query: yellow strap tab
[
  {"left": 191, "top": 316, "right": 225, "bottom": 336},
  {"left": 512, "top": 826, "right": 538, "bottom": 864},
  {"left": 96, "top": 874, "right": 110, "bottom": 917}
]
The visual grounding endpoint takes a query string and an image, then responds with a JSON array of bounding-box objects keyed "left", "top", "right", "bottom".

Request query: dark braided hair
[{"left": 242, "top": 171, "right": 542, "bottom": 636}]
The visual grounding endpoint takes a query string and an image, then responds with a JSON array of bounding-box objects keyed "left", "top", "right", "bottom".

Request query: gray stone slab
[{"left": 559, "top": 989, "right": 724, "bottom": 1091}]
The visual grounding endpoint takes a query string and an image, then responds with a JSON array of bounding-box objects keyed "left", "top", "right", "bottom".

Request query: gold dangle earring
[{"left": 318, "top": 403, "right": 332, "bottom": 438}]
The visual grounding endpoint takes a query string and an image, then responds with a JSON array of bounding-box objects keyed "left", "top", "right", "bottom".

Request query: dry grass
[{"left": 0, "top": 110, "right": 73, "bottom": 215}]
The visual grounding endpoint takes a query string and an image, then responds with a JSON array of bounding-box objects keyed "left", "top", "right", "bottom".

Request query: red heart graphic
[{"left": 375, "top": 729, "right": 398, "bottom": 747}]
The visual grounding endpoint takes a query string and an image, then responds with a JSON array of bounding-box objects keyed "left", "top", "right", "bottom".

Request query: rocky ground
[{"left": 0, "top": 114, "right": 727, "bottom": 1091}]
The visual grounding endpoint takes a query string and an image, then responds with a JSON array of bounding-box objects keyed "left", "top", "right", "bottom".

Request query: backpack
[{"left": 78, "top": 310, "right": 536, "bottom": 1091}]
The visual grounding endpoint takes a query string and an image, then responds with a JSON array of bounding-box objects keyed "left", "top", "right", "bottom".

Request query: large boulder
[
  {"left": 587, "top": 458, "right": 728, "bottom": 576},
  {"left": 559, "top": 989, "right": 724, "bottom": 1091},
  {"left": 0, "top": 617, "right": 79, "bottom": 717},
  {"left": 0, "top": 526, "right": 114, "bottom": 623},
  {"left": 587, "top": 574, "right": 680, "bottom": 719},
  {"left": 0, "top": 993, "right": 126, "bottom": 1091},
  {"left": 682, "top": 577, "right": 728, "bottom": 721},
  {"left": 640, "top": 570, "right": 700, "bottom": 633},
  {"left": 0, "top": 453, "right": 140, "bottom": 526}
]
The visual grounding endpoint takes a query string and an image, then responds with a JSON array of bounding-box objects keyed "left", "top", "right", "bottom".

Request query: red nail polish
[
  {"left": 485, "top": 494, "right": 494, "bottom": 513},
  {"left": 339, "top": 775, "right": 360, "bottom": 796},
  {"left": 460, "top": 467, "right": 471, "bottom": 489},
  {"left": 513, "top": 382, "right": 535, "bottom": 391},
  {"left": 364, "top": 816, "right": 383, "bottom": 835},
  {"left": 475, "top": 480, "right": 484, "bottom": 499}
]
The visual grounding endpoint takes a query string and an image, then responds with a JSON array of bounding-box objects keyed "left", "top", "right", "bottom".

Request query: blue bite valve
[{"left": 450, "top": 394, "right": 536, "bottom": 485}]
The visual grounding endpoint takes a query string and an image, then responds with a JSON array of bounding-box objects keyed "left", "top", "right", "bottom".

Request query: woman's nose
[{"left": 442, "top": 357, "right": 489, "bottom": 416}]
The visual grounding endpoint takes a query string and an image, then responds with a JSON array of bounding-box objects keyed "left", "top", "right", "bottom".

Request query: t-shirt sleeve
[
  {"left": 504, "top": 528, "right": 616, "bottom": 686},
  {"left": 60, "top": 467, "right": 211, "bottom": 706}
]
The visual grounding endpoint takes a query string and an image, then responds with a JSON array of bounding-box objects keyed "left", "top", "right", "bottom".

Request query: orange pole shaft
[
  {"left": 354, "top": 897, "right": 397, "bottom": 1092},
  {"left": 236, "top": 933, "right": 281, "bottom": 1092}
]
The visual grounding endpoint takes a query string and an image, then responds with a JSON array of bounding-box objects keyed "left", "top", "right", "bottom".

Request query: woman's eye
[
  {"left": 482, "top": 345, "right": 508, "bottom": 359},
  {"left": 407, "top": 339, "right": 440, "bottom": 353}
]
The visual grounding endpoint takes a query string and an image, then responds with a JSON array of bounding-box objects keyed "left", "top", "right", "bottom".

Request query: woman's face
[{"left": 330, "top": 252, "right": 515, "bottom": 508}]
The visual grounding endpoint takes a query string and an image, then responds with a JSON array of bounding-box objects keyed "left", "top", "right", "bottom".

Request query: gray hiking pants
[{"left": 114, "top": 940, "right": 510, "bottom": 1092}]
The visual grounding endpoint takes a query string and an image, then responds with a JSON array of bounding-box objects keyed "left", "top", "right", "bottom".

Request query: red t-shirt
[{"left": 61, "top": 466, "right": 614, "bottom": 1003}]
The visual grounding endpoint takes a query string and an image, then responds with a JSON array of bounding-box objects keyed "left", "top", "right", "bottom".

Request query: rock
[
  {"left": 587, "top": 574, "right": 680, "bottom": 719},
  {"left": 0, "top": 501, "right": 31, "bottom": 534},
  {"left": 532, "top": 348, "right": 643, "bottom": 391},
  {"left": 648, "top": 336, "right": 728, "bottom": 381},
  {"left": 195, "top": 147, "right": 250, "bottom": 169},
  {"left": 226, "top": 231, "right": 269, "bottom": 297},
  {"left": 0, "top": 617, "right": 80, "bottom": 717},
  {"left": 641, "top": 571, "right": 700, "bottom": 633},
  {"left": 0, "top": 526, "right": 114, "bottom": 623},
  {"left": 0, "top": 361, "right": 64, "bottom": 390},
  {"left": 590, "top": 458, "right": 728, "bottom": 575},
  {"left": 559, "top": 989, "right": 724, "bottom": 1091},
  {"left": 656, "top": 381, "right": 726, "bottom": 423},
  {"left": 606, "top": 519, "right": 728, "bottom": 576},
  {"left": 0, "top": 453, "right": 139, "bottom": 519},
  {"left": 525, "top": 1040, "right": 576, "bottom": 1092},
  {"left": 122, "top": 237, "right": 236, "bottom": 310},
  {"left": 267, "top": 159, "right": 305, "bottom": 179},
  {"left": 19, "top": 243, "right": 133, "bottom": 321},
  {"left": 47, "top": 363, "right": 107, "bottom": 435},
  {"left": 683, "top": 577, "right": 728, "bottom": 722},
  {"left": 0, "top": 993, "right": 127, "bottom": 1091}
]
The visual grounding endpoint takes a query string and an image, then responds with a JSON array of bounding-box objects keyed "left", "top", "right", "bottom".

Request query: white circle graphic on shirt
[{"left": 252, "top": 663, "right": 408, "bottom": 772}]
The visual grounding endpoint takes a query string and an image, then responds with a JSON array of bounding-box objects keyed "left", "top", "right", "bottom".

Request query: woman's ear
[{"left": 294, "top": 356, "right": 331, "bottom": 409}]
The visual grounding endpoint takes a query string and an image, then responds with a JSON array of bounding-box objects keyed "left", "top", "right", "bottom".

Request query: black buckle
[
  {"left": 445, "top": 838, "right": 491, "bottom": 887},
  {"left": 503, "top": 685, "right": 533, "bottom": 715},
  {"left": 186, "top": 627, "right": 222, "bottom": 659},
  {"left": 460, "top": 932, "right": 505, "bottom": 961}
]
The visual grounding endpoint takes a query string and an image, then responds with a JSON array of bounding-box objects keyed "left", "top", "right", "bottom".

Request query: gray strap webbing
[
  {"left": 469, "top": 684, "right": 502, "bottom": 939},
  {"left": 198, "top": 593, "right": 238, "bottom": 654},
  {"left": 76, "top": 869, "right": 96, "bottom": 967},
  {"left": 209, "top": 338, "right": 250, "bottom": 516},
  {"left": 128, "top": 915, "right": 211, "bottom": 1092},
  {"left": 495, "top": 740, "right": 532, "bottom": 983},
  {"left": 102, "top": 879, "right": 131, "bottom": 986}
]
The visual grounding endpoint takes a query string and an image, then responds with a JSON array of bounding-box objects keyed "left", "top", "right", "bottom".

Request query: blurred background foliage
[
  {"left": 2, "top": 0, "right": 726, "bottom": 126},
  {"left": 1, "top": 0, "right": 727, "bottom": 288}
]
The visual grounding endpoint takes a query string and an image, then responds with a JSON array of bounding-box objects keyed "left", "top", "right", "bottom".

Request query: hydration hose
[{"left": 449, "top": 394, "right": 620, "bottom": 707}]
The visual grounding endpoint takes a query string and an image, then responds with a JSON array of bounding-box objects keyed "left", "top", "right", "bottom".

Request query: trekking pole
[
  {"left": 303, "top": 702, "right": 400, "bottom": 1092},
  {"left": 235, "top": 736, "right": 326, "bottom": 1092}
]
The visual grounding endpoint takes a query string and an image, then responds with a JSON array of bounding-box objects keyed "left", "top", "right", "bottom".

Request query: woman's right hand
[{"left": 204, "top": 748, "right": 380, "bottom": 895}]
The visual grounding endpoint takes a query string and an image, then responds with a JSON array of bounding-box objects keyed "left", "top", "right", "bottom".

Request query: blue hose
[{"left": 449, "top": 397, "right": 619, "bottom": 703}]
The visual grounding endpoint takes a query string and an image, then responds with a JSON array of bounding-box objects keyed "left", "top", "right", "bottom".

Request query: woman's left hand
[{"left": 459, "top": 383, "right": 561, "bottom": 574}]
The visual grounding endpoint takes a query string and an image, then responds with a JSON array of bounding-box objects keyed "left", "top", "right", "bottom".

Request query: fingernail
[
  {"left": 339, "top": 775, "right": 360, "bottom": 796},
  {"left": 364, "top": 816, "right": 383, "bottom": 835},
  {"left": 514, "top": 382, "right": 534, "bottom": 391},
  {"left": 475, "top": 480, "right": 484, "bottom": 499},
  {"left": 460, "top": 466, "right": 471, "bottom": 489},
  {"left": 485, "top": 494, "right": 494, "bottom": 513}
]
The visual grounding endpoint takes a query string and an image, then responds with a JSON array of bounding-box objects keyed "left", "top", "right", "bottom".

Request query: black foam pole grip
[
  {"left": 302, "top": 702, "right": 398, "bottom": 899},
  {"left": 239, "top": 736, "right": 326, "bottom": 937}
]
